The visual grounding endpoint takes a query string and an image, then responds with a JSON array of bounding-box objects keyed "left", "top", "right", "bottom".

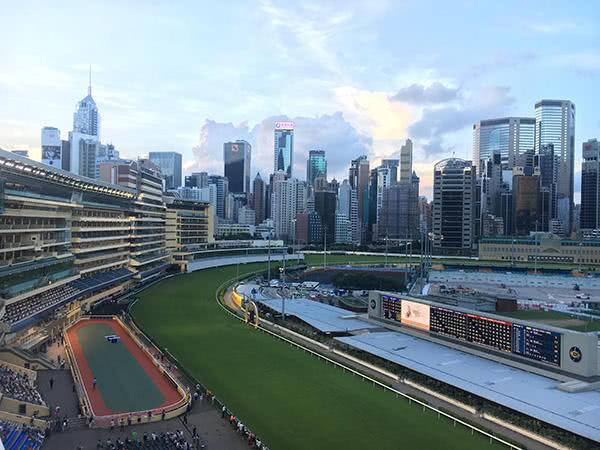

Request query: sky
[{"left": 0, "top": 0, "right": 599, "bottom": 200}]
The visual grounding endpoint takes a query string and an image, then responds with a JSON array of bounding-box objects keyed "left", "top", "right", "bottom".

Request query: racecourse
[{"left": 131, "top": 262, "right": 507, "bottom": 450}]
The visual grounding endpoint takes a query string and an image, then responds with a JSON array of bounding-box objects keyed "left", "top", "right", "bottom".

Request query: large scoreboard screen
[
  {"left": 512, "top": 324, "right": 561, "bottom": 366},
  {"left": 430, "top": 307, "right": 512, "bottom": 352},
  {"left": 427, "top": 305, "right": 561, "bottom": 366},
  {"left": 382, "top": 295, "right": 402, "bottom": 322}
]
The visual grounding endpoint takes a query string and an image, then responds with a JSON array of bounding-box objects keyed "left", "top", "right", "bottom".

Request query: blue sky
[{"left": 1, "top": 0, "right": 599, "bottom": 199}]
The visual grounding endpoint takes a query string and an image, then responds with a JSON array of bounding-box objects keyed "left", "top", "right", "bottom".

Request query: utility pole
[{"left": 267, "top": 227, "right": 272, "bottom": 282}]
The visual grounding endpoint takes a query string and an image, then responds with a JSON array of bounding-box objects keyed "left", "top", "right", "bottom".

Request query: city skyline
[{"left": 1, "top": 1, "right": 599, "bottom": 200}]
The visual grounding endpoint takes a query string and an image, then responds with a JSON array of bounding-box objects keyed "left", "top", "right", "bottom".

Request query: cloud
[
  {"left": 190, "top": 112, "right": 372, "bottom": 181},
  {"left": 409, "top": 85, "right": 515, "bottom": 156},
  {"left": 389, "top": 82, "right": 459, "bottom": 104},
  {"left": 530, "top": 21, "right": 577, "bottom": 35}
]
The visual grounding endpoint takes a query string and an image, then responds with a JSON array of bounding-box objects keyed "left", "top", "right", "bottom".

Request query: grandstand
[{"left": 0, "top": 420, "right": 44, "bottom": 450}]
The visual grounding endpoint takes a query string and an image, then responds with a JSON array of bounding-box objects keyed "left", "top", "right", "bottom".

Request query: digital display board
[
  {"left": 382, "top": 295, "right": 402, "bottom": 322},
  {"left": 431, "top": 307, "right": 511, "bottom": 352},
  {"left": 380, "top": 296, "right": 563, "bottom": 367},
  {"left": 430, "top": 306, "right": 467, "bottom": 340},
  {"left": 512, "top": 324, "right": 561, "bottom": 366},
  {"left": 401, "top": 300, "right": 430, "bottom": 330},
  {"left": 466, "top": 314, "right": 513, "bottom": 353}
]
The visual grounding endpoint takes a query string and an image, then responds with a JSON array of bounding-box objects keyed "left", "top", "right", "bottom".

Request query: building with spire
[{"left": 69, "top": 67, "right": 100, "bottom": 177}]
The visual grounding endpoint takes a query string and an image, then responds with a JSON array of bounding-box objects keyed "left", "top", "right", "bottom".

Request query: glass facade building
[
  {"left": 274, "top": 123, "right": 294, "bottom": 177},
  {"left": 148, "top": 151, "right": 182, "bottom": 190},
  {"left": 306, "top": 150, "right": 327, "bottom": 186},
  {"left": 472, "top": 117, "right": 535, "bottom": 172},
  {"left": 534, "top": 100, "right": 576, "bottom": 232},
  {"left": 223, "top": 140, "right": 251, "bottom": 193},
  {"left": 581, "top": 139, "right": 600, "bottom": 231},
  {"left": 432, "top": 158, "right": 475, "bottom": 256}
]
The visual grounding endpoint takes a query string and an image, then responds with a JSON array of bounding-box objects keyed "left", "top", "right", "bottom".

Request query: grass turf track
[
  {"left": 67, "top": 318, "right": 182, "bottom": 415},
  {"left": 132, "top": 263, "right": 506, "bottom": 450}
]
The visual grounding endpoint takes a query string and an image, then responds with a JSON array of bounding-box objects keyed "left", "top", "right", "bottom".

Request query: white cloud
[
  {"left": 530, "top": 21, "right": 578, "bottom": 34},
  {"left": 190, "top": 112, "right": 372, "bottom": 181}
]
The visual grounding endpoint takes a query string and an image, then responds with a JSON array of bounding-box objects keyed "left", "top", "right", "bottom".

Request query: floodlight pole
[{"left": 267, "top": 226, "right": 272, "bottom": 282}]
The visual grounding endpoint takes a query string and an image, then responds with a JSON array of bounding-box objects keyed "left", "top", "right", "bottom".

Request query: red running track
[{"left": 66, "top": 318, "right": 183, "bottom": 417}]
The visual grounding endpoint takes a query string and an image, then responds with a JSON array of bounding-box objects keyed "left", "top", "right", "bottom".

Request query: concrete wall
[
  {"left": 187, "top": 253, "right": 303, "bottom": 273},
  {"left": 0, "top": 396, "right": 49, "bottom": 418}
]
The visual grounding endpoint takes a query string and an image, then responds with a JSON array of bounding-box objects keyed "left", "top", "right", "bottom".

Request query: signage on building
[{"left": 274, "top": 121, "right": 294, "bottom": 130}]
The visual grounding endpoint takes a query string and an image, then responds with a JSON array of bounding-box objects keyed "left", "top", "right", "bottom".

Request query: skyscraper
[
  {"left": 149, "top": 152, "right": 183, "bottom": 190},
  {"left": 336, "top": 179, "right": 360, "bottom": 245},
  {"left": 306, "top": 150, "right": 327, "bottom": 186},
  {"left": 314, "top": 189, "right": 336, "bottom": 244},
  {"left": 580, "top": 139, "right": 600, "bottom": 231},
  {"left": 534, "top": 100, "right": 575, "bottom": 232},
  {"left": 271, "top": 177, "right": 307, "bottom": 241},
  {"left": 224, "top": 140, "right": 251, "bottom": 193},
  {"left": 73, "top": 74, "right": 100, "bottom": 137},
  {"left": 380, "top": 172, "right": 420, "bottom": 240},
  {"left": 432, "top": 158, "right": 475, "bottom": 256},
  {"left": 208, "top": 175, "right": 229, "bottom": 219},
  {"left": 70, "top": 75, "right": 100, "bottom": 177},
  {"left": 274, "top": 121, "right": 294, "bottom": 177},
  {"left": 349, "top": 155, "right": 370, "bottom": 242},
  {"left": 472, "top": 117, "right": 535, "bottom": 172},
  {"left": 253, "top": 173, "right": 266, "bottom": 225},
  {"left": 41, "top": 127, "right": 62, "bottom": 168},
  {"left": 399, "top": 139, "right": 413, "bottom": 182},
  {"left": 512, "top": 166, "right": 540, "bottom": 236},
  {"left": 185, "top": 172, "right": 209, "bottom": 188},
  {"left": 535, "top": 144, "right": 558, "bottom": 231}
]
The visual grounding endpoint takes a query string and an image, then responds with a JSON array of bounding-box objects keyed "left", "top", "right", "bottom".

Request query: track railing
[{"left": 217, "top": 278, "right": 523, "bottom": 450}]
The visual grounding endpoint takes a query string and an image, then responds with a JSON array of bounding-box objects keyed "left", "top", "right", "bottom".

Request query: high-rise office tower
[
  {"left": 512, "top": 166, "right": 540, "bottom": 236},
  {"left": 70, "top": 75, "right": 100, "bottom": 177},
  {"left": 534, "top": 100, "right": 575, "bottom": 232},
  {"left": 314, "top": 189, "right": 336, "bottom": 244},
  {"left": 41, "top": 127, "right": 62, "bottom": 168},
  {"left": 399, "top": 139, "right": 413, "bottom": 182},
  {"left": 432, "top": 158, "right": 475, "bottom": 256},
  {"left": 375, "top": 166, "right": 394, "bottom": 230},
  {"left": 274, "top": 121, "right": 294, "bottom": 177},
  {"left": 271, "top": 177, "right": 307, "bottom": 241},
  {"left": 149, "top": 152, "right": 183, "bottom": 190},
  {"left": 306, "top": 150, "right": 327, "bottom": 186},
  {"left": 224, "top": 140, "right": 251, "bottom": 193},
  {"left": 581, "top": 139, "right": 600, "bottom": 231},
  {"left": 253, "top": 173, "right": 266, "bottom": 225},
  {"left": 185, "top": 172, "right": 209, "bottom": 189},
  {"left": 473, "top": 117, "right": 535, "bottom": 173},
  {"left": 73, "top": 75, "right": 100, "bottom": 137},
  {"left": 381, "top": 172, "right": 420, "bottom": 240},
  {"left": 208, "top": 175, "right": 229, "bottom": 219},
  {"left": 349, "top": 155, "right": 370, "bottom": 242},
  {"left": 336, "top": 179, "right": 360, "bottom": 245},
  {"left": 535, "top": 144, "right": 558, "bottom": 231}
]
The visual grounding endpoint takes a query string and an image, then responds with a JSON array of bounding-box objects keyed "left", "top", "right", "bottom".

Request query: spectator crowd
[{"left": 0, "top": 365, "right": 45, "bottom": 405}]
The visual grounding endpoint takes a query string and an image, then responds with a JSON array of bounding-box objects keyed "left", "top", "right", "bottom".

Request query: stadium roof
[
  {"left": 256, "top": 298, "right": 378, "bottom": 332},
  {"left": 336, "top": 331, "right": 600, "bottom": 442},
  {"left": 236, "top": 284, "right": 376, "bottom": 333},
  {"left": 0, "top": 148, "right": 136, "bottom": 198}
]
